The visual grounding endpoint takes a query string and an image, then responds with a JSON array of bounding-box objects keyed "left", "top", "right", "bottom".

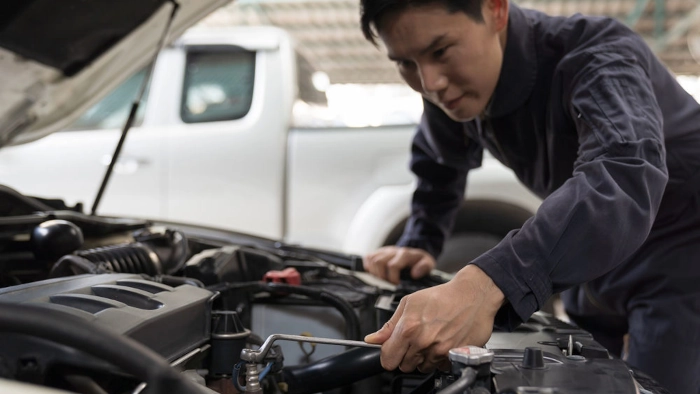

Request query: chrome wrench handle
[{"left": 240, "top": 333, "right": 382, "bottom": 363}]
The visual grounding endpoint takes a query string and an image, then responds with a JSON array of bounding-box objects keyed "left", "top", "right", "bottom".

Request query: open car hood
[{"left": 0, "top": 0, "right": 230, "bottom": 148}]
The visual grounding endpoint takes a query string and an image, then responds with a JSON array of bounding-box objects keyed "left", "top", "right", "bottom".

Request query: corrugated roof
[{"left": 199, "top": 0, "right": 700, "bottom": 83}]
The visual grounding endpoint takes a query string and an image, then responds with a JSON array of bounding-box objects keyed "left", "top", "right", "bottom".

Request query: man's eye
[
  {"left": 433, "top": 47, "right": 447, "bottom": 59},
  {"left": 395, "top": 60, "right": 413, "bottom": 69}
]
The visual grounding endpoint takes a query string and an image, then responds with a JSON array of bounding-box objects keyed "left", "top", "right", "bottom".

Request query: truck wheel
[
  {"left": 437, "top": 232, "right": 502, "bottom": 273},
  {"left": 383, "top": 200, "right": 533, "bottom": 273},
  {"left": 437, "top": 200, "right": 533, "bottom": 273}
]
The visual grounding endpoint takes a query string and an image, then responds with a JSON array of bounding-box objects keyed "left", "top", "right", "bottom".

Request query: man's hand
[
  {"left": 363, "top": 246, "right": 436, "bottom": 284},
  {"left": 364, "top": 264, "right": 505, "bottom": 373}
]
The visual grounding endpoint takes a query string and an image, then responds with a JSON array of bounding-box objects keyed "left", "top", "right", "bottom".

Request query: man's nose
[{"left": 419, "top": 65, "right": 447, "bottom": 93}]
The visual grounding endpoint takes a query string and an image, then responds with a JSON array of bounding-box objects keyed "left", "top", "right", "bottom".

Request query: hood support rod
[{"left": 91, "top": 1, "right": 180, "bottom": 216}]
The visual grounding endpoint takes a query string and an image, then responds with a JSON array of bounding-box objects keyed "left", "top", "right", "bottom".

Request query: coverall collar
[{"left": 484, "top": 3, "right": 538, "bottom": 118}]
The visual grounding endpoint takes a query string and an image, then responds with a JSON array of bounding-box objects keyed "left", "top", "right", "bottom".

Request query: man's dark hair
[{"left": 360, "top": 0, "right": 485, "bottom": 45}]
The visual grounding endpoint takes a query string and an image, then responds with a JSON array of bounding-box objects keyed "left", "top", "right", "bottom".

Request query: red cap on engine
[{"left": 263, "top": 267, "right": 301, "bottom": 285}]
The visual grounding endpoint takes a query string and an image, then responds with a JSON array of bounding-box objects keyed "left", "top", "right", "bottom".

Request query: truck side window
[
  {"left": 181, "top": 46, "right": 255, "bottom": 123},
  {"left": 67, "top": 68, "right": 149, "bottom": 130}
]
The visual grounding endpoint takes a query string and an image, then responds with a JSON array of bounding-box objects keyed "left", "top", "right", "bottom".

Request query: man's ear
[{"left": 485, "top": 0, "right": 509, "bottom": 32}]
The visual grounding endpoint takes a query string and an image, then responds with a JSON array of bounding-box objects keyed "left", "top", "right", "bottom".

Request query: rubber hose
[
  {"left": 282, "top": 347, "right": 382, "bottom": 394},
  {"left": 209, "top": 281, "right": 362, "bottom": 341},
  {"left": 49, "top": 255, "right": 101, "bottom": 278},
  {"left": 263, "top": 282, "right": 362, "bottom": 340}
]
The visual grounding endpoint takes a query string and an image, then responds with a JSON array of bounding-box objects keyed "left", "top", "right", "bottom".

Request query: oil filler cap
[{"left": 449, "top": 346, "right": 495, "bottom": 366}]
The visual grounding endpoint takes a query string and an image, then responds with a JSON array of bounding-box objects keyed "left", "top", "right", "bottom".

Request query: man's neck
[{"left": 480, "top": 25, "right": 509, "bottom": 121}]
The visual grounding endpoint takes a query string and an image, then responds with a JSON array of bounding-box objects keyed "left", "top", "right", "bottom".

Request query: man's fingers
[
  {"left": 367, "top": 298, "right": 412, "bottom": 370},
  {"left": 365, "top": 296, "right": 405, "bottom": 345},
  {"left": 368, "top": 265, "right": 501, "bottom": 376},
  {"left": 364, "top": 249, "right": 394, "bottom": 280},
  {"left": 417, "top": 355, "right": 449, "bottom": 374},
  {"left": 380, "top": 321, "right": 412, "bottom": 370},
  {"left": 410, "top": 256, "right": 435, "bottom": 279},
  {"left": 363, "top": 256, "right": 381, "bottom": 279},
  {"left": 365, "top": 319, "right": 394, "bottom": 344},
  {"left": 399, "top": 345, "right": 424, "bottom": 373},
  {"left": 386, "top": 252, "right": 410, "bottom": 284},
  {"left": 386, "top": 249, "right": 422, "bottom": 284},
  {"left": 416, "top": 360, "right": 436, "bottom": 374},
  {"left": 364, "top": 247, "right": 434, "bottom": 283}
]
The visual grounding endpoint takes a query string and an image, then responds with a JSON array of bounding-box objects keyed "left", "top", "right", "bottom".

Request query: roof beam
[
  {"left": 652, "top": 0, "right": 700, "bottom": 52},
  {"left": 625, "top": 0, "right": 651, "bottom": 27},
  {"left": 654, "top": 0, "right": 665, "bottom": 38}
]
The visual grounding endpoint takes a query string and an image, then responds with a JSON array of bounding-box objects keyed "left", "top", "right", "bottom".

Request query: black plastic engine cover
[
  {"left": 0, "top": 274, "right": 214, "bottom": 364},
  {"left": 484, "top": 313, "right": 638, "bottom": 394}
]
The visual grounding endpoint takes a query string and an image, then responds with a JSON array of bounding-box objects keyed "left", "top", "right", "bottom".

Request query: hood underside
[
  {"left": 1, "top": 0, "right": 170, "bottom": 76},
  {"left": 0, "top": 0, "right": 230, "bottom": 148}
]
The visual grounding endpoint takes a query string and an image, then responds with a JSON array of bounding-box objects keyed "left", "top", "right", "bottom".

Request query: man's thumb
[
  {"left": 365, "top": 320, "right": 394, "bottom": 344},
  {"left": 365, "top": 298, "right": 405, "bottom": 344}
]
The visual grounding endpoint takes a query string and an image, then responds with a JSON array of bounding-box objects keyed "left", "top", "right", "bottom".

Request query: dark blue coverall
[{"left": 396, "top": 4, "right": 700, "bottom": 393}]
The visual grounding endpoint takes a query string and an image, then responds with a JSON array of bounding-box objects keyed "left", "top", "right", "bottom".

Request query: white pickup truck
[{"left": 0, "top": 26, "right": 541, "bottom": 270}]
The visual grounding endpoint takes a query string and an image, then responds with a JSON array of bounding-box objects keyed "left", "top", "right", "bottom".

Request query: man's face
[{"left": 377, "top": 1, "right": 508, "bottom": 122}]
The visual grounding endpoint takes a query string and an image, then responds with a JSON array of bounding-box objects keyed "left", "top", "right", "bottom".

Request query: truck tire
[{"left": 383, "top": 200, "right": 534, "bottom": 273}]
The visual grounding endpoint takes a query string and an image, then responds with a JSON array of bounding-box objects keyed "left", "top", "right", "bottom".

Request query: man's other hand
[
  {"left": 363, "top": 246, "right": 436, "bottom": 284},
  {"left": 364, "top": 264, "right": 505, "bottom": 373}
]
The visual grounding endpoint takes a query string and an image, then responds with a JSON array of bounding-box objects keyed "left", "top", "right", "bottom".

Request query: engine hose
[
  {"left": 78, "top": 243, "right": 160, "bottom": 275},
  {"left": 233, "top": 361, "right": 274, "bottom": 392},
  {"left": 263, "top": 282, "right": 362, "bottom": 341},
  {"left": 0, "top": 302, "right": 208, "bottom": 394},
  {"left": 439, "top": 367, "right": 477, "bottom": 394},
  {"left": 207, "top": 281, "right": 263, "bottom": 293},
  {"left": 281, "top": 347, "right": 382, "bottom": 394},
  {"left": 49, "top": 255, "right": 107, "bottom": 278},
  {"left": 208, "top": 281, "right": 362, "bottom": 341},
  {"left": 232, "top": 362, "right": 246, "bottom": 392}
]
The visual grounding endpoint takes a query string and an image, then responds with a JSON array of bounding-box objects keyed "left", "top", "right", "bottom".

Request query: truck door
[
  {"left": 163, "top": 43, "right": 290, "bottom": 240},
  {"left": 0, "top": 69, "right": 163, "bottom": 218}
]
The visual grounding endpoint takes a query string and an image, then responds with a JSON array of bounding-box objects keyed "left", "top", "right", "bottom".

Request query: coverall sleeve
[
  {"left": 396, "top": 100, "right": 483, "bottom": 258},
  {"left": 470, "top": 54, "right": 669, "bottom": 328}
]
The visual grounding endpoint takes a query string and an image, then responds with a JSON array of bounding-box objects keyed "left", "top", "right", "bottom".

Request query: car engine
[{"left": 0, "top": 190, "right": 667, "bottom": 394}]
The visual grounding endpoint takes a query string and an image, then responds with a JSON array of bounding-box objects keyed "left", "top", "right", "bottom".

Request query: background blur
[{"left": 195, "top": 0, "right": 700, "bottom": 127}]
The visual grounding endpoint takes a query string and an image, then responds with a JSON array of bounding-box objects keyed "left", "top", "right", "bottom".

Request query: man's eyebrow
[
  {"left": 387, "top": 34, "right": 447, "bottom": 61},
  {"left": 419, "top": 34, "right": 448, "bottom": 56}
]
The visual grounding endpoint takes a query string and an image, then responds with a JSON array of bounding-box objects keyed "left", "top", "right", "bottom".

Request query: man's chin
[
  {"left": 442, "top": 100, "right": 482, "bottom": 122},
  {"left": 424, "top": 96, "right": 480, "bottom": 122},
  {"left": 445, "top": 109, "right": 477, "bottom": 123}
]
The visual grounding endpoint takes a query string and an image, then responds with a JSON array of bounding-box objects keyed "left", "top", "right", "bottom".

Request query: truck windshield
[{"left": 67, "top": 68, "right": 149, "bottom": 131}]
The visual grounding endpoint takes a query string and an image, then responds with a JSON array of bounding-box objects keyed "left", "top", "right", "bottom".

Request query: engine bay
[{"left": 0, "top": 192, "right": 664, "bottom": 394}]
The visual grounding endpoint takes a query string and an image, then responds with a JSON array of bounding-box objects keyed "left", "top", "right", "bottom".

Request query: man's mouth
[{"left": 442, "top": 94, "right": 464, "bottom": 110}]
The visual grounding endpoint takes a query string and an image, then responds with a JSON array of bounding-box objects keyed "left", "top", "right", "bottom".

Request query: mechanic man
[{"left": 358, "top": 0, "right": 700, "bottom": 392}]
